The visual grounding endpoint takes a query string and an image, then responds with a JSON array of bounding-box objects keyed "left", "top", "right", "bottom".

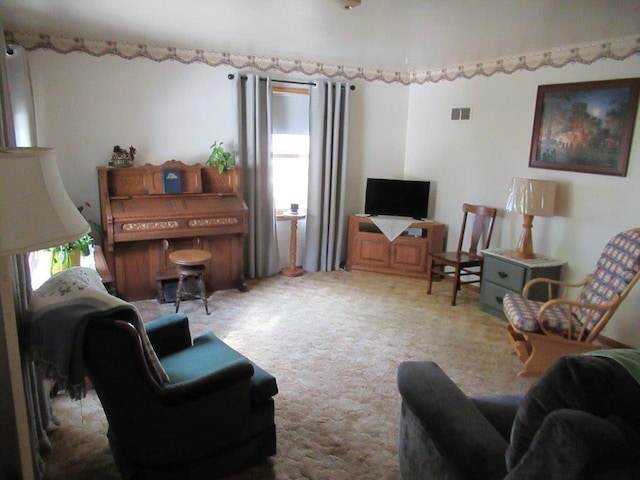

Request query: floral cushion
[
  {"left": 505, "top": 229, "right": 640, "bottom": 339},
  {"left": 574, "top": 229, "right": 640, "bottom": 331},
  {"left": 503, "top": 292, "right": 581, "bottom": 336}
]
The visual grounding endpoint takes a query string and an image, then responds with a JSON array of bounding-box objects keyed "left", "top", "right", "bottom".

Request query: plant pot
[{"left": 50, "top": 247, "right": 82, "bottom": 275}]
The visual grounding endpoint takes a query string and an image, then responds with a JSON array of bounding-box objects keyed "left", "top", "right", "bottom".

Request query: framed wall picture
[{"left": 529, "top": 78, "right": 640, "bottom": 176}]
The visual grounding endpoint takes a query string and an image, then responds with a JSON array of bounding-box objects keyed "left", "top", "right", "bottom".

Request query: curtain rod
[{"left": 227, "top": 73, "right": 355, "bottom": 90}]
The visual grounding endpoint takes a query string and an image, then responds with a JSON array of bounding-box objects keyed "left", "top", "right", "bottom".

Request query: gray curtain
[
  {"left": 303, "top": 81, "right": 351, "bottom": 272},
  {"left": 0, "top": 30, "right": 50, "bottom": 479},
  {"left": 235, "top": 74, "right": 280, "bottom": 278}
]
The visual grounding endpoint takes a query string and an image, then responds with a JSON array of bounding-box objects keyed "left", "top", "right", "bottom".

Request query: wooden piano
[{"left": 98, "top": 160, "right": 248, "bottom": 301}]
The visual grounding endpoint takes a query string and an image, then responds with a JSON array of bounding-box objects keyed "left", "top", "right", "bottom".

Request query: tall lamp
[
  {"left": 505, "top": 177, "right": 556, "bottom": 260},
  {"left": 0, "top": 147, "right": 89, "bottom": 479}
]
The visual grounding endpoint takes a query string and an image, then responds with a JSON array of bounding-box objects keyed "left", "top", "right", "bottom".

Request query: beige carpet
[{"left": 42, "top": 270, "right": 534, "bottom": 480}]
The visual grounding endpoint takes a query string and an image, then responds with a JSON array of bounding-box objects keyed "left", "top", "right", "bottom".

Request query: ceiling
[{"left": 1, "top": 0, "right": 640, "bottom": 73}]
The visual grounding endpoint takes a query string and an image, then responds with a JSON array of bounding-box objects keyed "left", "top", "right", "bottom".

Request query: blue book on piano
[{"left": 162, "top": 168, "right": 182, "bottom": 193}]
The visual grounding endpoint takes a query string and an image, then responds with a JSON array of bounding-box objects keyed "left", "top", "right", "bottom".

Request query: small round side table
[
  {"left": 277, "top": 211, "right": 306, "bottom": 277},
  {"left": 169, "top": 249, "right": 212, "bottom": 315}
]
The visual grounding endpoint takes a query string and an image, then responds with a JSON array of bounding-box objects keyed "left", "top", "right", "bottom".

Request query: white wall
[
  {"left": 29, "top": 51, "right": 238, "bottom": 223},
  {"left": 345, "top": 80, "right": 409, "bottom": 217},
  {"left": 404, "top": 57, "right": 640, "bottom": 346},
  {"left": 26, "top": 50, "right": 411, "bottom": 269}
]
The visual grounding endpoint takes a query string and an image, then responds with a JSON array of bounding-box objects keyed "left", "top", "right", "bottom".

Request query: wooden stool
[{"left": 169, "top": 249, "right": 212, "bottom": 315}]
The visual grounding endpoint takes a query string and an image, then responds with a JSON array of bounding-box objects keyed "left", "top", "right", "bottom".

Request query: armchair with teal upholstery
[
  {"left": 29, "top": 266, "right": 278, "bottom": 479},
  {"left": 83, "top": 312, "right": 278, "bottom": 480}
]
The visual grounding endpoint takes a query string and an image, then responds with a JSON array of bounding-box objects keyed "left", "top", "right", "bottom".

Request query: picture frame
[{"left": 529, "top": 78, "right": 640, "bottom": 176}]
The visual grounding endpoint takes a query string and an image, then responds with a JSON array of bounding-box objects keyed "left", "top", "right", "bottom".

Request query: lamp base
[{"left": 512, "top": 214, "right": 536, "bottom": 260}]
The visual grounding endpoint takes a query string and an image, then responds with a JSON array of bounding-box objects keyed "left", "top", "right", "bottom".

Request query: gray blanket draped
[
  {"left": 30, "top": 303, "right": 138, "bottom": 399},
  {"left": 28, "top": 267, "right": 168, "bottom": 400}
]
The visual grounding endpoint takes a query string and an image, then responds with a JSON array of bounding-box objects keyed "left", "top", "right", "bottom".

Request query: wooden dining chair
[{"left": 426, "top": 203, "right": 497, "bottom": 306}]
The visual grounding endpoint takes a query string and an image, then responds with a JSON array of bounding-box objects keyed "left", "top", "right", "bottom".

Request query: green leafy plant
[
  {"left": 205, "top": 141, "right": 234, "bottom": 173},
  {"left": 49, "top": 202, "right": 102, "bottom": 274},
  {"left": 49, "top": 234, "right": 93, "bottom": 273}
]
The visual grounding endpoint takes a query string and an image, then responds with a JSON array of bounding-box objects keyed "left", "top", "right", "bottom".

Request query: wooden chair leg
[
  {"left": 198, "top": 273, "right": 210, "bottom": 315},
  {"left": 451, "top": 267, "right": 460, "bottom": 306},
  {"left": 175, "top": 274, "right": 185, "bottom": 313},
  {"left": 427, "top": 256, "right": 435, "bottom": 295}
]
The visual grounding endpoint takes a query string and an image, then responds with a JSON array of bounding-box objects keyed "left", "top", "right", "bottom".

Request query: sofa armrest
[
  {"left": 144, "top": 314, "right": 192, "bottom": 358},
  {"left": 160, "top": 358, "right": 255, "bottom": 405},
  {"left": 397, "top": 361, "right": 509, "bottom": 480},
  {"left": 470, "top": 394, "right": 523, "bottom": 442}
]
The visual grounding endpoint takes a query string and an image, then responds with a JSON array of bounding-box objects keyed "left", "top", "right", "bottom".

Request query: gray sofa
[{"left": 397, "top": 354, "right": 640, "bottom": 479}]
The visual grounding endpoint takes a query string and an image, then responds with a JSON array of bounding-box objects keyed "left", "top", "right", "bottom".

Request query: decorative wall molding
[{"left": 6, "top": 31, "right": 640, "bottom": 85}]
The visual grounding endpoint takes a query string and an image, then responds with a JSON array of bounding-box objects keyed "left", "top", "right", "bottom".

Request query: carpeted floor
[{"left": 42, "top": 270, "right": 533, "bottom": 479}]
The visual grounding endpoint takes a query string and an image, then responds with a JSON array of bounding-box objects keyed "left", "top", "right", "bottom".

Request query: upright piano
[{"left": 98, "top": 160, "right": 248, "bottom": 301}]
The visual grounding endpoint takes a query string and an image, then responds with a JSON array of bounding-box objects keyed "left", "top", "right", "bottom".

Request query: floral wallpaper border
[{"left": 6, "top": 31, "right": 640, "bottom": 85}]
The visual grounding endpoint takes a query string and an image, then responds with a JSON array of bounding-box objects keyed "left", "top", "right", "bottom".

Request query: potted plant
[
  {"left": 205, "top": 141, "right": 234, "bottom": 173},
  {"left": 49, "top": 234, "right": 93, "bottom": 274},
  {"left": 49, "top": 203, "right": 103, "bottom": 274}
]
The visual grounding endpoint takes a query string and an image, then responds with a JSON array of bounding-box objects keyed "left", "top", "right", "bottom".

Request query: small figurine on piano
[{"left": 109, "top": 145, "right": 136, "bottom": 168}]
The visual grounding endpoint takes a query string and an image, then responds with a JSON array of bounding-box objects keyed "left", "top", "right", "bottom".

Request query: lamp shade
[
  {"left": 0, "top": 147, "right": 89, "bottom": 255},
  {"left": 505, "top": 177, "right": 556, "bottom": 217}
]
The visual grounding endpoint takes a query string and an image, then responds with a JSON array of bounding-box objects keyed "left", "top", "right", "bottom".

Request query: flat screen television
[{"left": 364, "top": 178, "right": 431, "bottom": 219}]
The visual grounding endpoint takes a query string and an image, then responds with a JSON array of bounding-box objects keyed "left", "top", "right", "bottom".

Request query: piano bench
[{"left": 169, "top": 249, "right": 213, "bottom": 315}]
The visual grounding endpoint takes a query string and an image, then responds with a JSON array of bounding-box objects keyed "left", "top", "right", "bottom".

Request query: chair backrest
[
  {"left": 457, "top": 203, "right": 498, "bottom": 254},
  {"left": 575, "top": 228, "right": 640, "bottom": 341}
]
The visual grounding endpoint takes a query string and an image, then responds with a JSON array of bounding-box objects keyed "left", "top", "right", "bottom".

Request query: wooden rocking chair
[{"left": 504, "top": 227, "right": 640, "bottom": 377}]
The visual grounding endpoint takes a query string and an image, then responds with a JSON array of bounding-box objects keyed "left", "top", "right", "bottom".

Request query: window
[
  {"left": 271, "top": 86, "right": 310, "bottom": 212},
  {"left": 272, "top": 133, "right": 309, "bottom": 211}
]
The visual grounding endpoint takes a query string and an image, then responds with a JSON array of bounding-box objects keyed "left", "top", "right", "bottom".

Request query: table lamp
[
  {"left": 0, "top": 147, "right": 89, "bottom": 478},
  {"left": 505, "top": 177, "right": 556, "bottom": 260}
]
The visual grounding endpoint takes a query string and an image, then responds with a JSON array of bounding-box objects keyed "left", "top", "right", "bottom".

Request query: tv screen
[{"left": 364, "top": 178, "right": 430, "bottom": 219}]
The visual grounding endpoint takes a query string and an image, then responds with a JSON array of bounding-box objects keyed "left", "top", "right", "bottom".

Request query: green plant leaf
[{"left": 205, "top": 141, "right": 234, "bottom": 172}]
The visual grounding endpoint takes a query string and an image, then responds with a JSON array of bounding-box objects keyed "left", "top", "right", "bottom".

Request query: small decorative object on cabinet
[
  {"left": 346, "top": 215, "right": 445, "bottom": 279},
  {"left": 109, "top": 145, "right": 136, "bottom": 167},
  {"left": 480, "top": 249, "right": 565, "bottom": 320}
]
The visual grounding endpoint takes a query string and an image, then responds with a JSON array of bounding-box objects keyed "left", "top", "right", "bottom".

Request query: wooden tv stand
[{"left": 346, "top": 215, "right": 445, "bottom": 279}]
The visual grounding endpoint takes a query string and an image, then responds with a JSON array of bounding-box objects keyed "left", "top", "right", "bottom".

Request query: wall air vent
[{"left": 451, "top": 107, "right": 471, "bottom": 121}]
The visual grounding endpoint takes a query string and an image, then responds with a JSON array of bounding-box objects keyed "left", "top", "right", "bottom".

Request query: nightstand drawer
[
  {"left": 480, "top": 281, "right": 512, "bottom": 313},
  {"left": 483, "top": 257, "right": 525, "bottom": 291}
]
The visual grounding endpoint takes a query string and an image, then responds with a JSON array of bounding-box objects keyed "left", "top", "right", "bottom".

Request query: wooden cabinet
[
  {"left": 346, "top": 215, "right": 445, "bottom": 278},
  {"left": 98, "top": 161, "right": 248, "bottom": 302},
  {"left": 480, "top": 249, "right": 565, "bottom": 320}
]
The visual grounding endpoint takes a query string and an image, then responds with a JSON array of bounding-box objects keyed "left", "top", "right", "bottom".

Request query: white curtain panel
[
  {"left": 1, "top": 25, "right": 50, "bottom": 479},
  {"left": 304, "top": 81, "right": 350, "bottom": 272},
  {"left": 6, "top": 45, "right": 37, "bottom": 147},
  {"left": 235, "top": 74, "right": 280, "bottom": 278}
]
